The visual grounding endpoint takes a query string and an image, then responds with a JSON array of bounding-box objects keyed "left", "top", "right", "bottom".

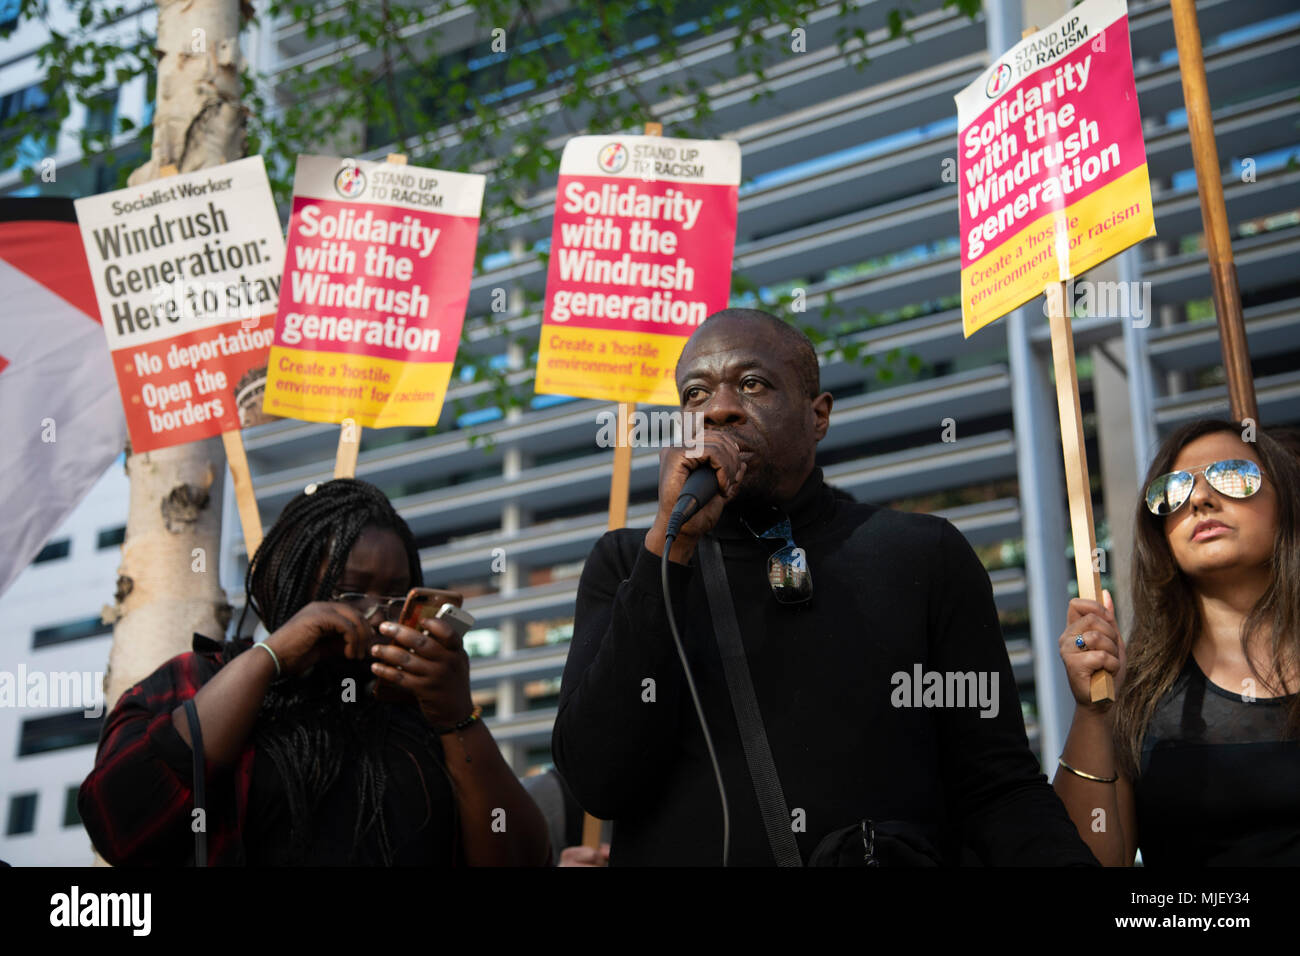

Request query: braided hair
[
  {"left": 241, "top": 478, "right": 423, "bottom": 633},
  {"left": 236, "top": 478, "right": 445, "bottom": 865}
]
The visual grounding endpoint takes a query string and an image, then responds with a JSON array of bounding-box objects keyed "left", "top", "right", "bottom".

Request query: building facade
[{"left": 0, "top": 464, "right": 126, "bottom": 865}]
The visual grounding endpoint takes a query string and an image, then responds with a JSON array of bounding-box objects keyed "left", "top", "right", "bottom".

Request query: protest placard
[
  {"left": 536, "top": 134, "right": 740, "bottom": 405},
  {"left": 957, "top": 0, "right": 1161, "bottom": 703},
  {"left": 74, "top": 156, "right": 284, "bottom": 454},
  {"left": 956, "top": 0, "right": 1155, "bottom": 337},
  {"left": 263, "top": 155, "right": 484, "bottom": 430}
]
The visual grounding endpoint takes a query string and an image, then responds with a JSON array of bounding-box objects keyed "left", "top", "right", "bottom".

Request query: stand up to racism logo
[
  {"left": 334, "top": 162, "right": 367, "bottom": 199},
  {"left": 597, "top": 142, "right": 629, "bottom": 174},
  {"left": 986, "top": 61, "right": 1012, "bottom": 98}
]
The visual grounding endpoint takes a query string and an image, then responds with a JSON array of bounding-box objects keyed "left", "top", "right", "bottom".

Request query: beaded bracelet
[{"left": 431, "top": 704, "right": 483, "bottom": 737}]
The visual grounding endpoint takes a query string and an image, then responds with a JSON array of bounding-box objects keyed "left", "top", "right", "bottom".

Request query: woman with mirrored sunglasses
[{"left": 1051, "top": 419, "right": 1300, "bottom": 866}]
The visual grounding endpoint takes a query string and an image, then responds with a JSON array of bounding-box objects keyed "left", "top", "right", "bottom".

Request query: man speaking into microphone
[{"left": 552, "top": 309, "right": 1096, "bottom": 866}]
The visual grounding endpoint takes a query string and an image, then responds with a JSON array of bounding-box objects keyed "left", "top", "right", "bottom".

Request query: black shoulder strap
[
  {"left": 182, "top": 698, "right": 208, "bottom": 867},
  {"left": 698, "top": 535, "right": 803, "bottom": 867}
]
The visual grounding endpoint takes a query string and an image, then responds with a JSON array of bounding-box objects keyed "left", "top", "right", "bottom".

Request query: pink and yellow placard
[
  {"left": 536, "top": 135, "right": 740, "bottom": 404},
  {"left": 265, "top": 155, "right": 484, "bottom": 427},
  {"left": 956, "top": 0, "right": 1155, "bottom": 336}
]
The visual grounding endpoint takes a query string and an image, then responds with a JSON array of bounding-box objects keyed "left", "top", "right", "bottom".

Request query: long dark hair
[
  {"left": 236, "top": 478, "right": 442, "bottom": 864},
  {"left": 1114, "top": 419, "right": 1300, "bottom": 775}
]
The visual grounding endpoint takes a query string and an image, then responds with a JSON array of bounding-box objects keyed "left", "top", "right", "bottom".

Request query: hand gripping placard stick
[
  {"left": 157, "top": 163, "right": 265, "bottom": 556},
  {"left": 332, "top": 152, "right": 409, "bottom": 479},
  {"left": 580, "top": 121, "right": 665, "bottom": 852}
]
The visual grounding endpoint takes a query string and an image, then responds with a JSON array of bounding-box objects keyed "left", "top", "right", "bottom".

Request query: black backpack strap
[
  {"left": 181, "top": 698, "right": 207, "bottom": 867},
  {"left": 698, "top": 534, "right": 803, "bottom": 867}
]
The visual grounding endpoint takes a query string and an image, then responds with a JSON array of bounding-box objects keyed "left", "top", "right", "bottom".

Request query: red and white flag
[{"left": 0, "top": 197, "right": 127, "bottom": 597}]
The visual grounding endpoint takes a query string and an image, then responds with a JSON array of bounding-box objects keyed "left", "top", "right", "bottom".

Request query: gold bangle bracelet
[{"left": 1058, "top": 756, "right": 1118, "bottom": 783}]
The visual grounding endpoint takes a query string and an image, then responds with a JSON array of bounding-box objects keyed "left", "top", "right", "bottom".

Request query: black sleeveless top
[{"left": 1135, "top": 657, "right": 1300, "bottom": 865}]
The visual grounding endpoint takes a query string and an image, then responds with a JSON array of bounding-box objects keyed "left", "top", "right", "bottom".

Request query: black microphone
[{"left": 665, "top": 466, "right": 719, "bottom": 540}]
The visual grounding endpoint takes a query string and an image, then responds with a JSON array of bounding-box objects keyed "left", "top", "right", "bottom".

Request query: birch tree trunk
[{"left": 103, "top": 0, "right": 247, "bottom": 713}]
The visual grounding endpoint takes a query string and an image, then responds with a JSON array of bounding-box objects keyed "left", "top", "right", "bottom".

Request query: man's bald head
[
  {"left": 672, "top": 308, "right": 832, "bottom": 504},
  {"left": 681, "top": 309, "right": 821, "bottom": 398}
]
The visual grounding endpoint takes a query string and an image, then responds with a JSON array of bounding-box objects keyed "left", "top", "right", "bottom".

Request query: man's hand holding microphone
[{"left": 643, "top": 425, "right": 748, "bottom": 565}]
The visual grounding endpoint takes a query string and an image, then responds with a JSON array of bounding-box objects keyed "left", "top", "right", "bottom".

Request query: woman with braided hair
[{"left": 79, "top": 478, "right": 550, "bottom": 866}]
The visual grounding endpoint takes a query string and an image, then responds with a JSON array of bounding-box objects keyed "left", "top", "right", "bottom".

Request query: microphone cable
[{"left": 660, "top": 531, "right": 731, "bottom": 867}]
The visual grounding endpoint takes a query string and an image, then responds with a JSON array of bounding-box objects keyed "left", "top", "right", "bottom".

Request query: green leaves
[
  {"left": 944, "top": 0, "right": 983, "bottom": 19},
  {"left": 1, "top": 1, "right": 155, "bottom": 186}
]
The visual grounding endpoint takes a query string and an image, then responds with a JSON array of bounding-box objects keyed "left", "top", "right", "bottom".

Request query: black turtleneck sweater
[{"left": 552, "top": 468, "right": 1097, "bottom": 866}]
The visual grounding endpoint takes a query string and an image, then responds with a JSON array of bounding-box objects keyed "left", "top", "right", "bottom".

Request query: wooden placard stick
[
  {"left": 1169, "top": 0, "right": 1257, "bottom": 424},
  {"left": 581, "top": 122, "right": 664, "bottom": 852},
  {"left": 222, "top": 430, "right": 264, "bottom": 555},
  {"left": 1045, "top": 279, "right": 1112, "bottom": 703},
  {"left": 580, "top": 398, "right": 635, "bottom": 854},
  {"left": 606, "top": 402, "right": 636, "bottom": 530},
  {"left": 159, "top": 163, "right": 264, "bottom": 555},
  {"left": 333, "top": 152, "right": 410, "bottom": 478},
  {"left": 333, "top": 418, "right": 362, "bottom": 479}
]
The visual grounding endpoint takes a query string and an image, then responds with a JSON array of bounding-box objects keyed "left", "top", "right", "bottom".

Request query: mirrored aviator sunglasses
[
  {"left": 767, "top": 544, "right": 813, "bottom": 604},
  {"left": 744, "top": 516, "right": 813, "bottom": 604},
  {"left": 1144, "top": 458, "right": 1263, "bottom": 516}
]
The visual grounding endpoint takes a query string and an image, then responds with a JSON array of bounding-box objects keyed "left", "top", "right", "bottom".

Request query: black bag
[{"left": 808, "top": 819, "right": 942, "bottom": 867}]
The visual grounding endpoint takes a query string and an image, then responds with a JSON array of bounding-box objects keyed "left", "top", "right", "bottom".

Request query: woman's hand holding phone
[{"left": 370, "top": 612, "right": 475, "bottom": 728}]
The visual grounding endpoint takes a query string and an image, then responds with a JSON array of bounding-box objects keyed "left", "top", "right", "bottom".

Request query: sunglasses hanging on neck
[{"left": 738, "top": 513, "right": 813, "bottom": 604}]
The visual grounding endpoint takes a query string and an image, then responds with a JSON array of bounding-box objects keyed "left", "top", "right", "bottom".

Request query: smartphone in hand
[
  {"left": 397, "top": 587, "right": 476, "bottom": 639},
  {"left": 368, "top": 587, "right": 471, "bottom": 702}
]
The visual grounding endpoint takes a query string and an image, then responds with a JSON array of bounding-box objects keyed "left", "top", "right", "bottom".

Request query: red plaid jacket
[{"left": 79, "top": 635, "right": 257, "bottom": 866}]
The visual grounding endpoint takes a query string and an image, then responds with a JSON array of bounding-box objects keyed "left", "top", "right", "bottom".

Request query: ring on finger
[{"left": 1074, "top": 634, "right": 1087, "bottom": 650}]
